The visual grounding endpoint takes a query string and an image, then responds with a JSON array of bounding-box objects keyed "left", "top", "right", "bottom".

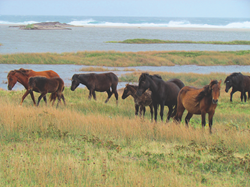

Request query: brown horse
[
  {"left": 28, "top": 77, "right": 66, "bottom": 107},
  {"left": 174, "top": 80, "right": 221, "bottom": 134},
  {"left": 70, "top": 72, "right": 119, "bottom": 104},
  {"left": 7, "top": 68, "right": 60, "bottom": 105},
  {"left": 122, "top": 84, "right": 153, "bottom": 121}
]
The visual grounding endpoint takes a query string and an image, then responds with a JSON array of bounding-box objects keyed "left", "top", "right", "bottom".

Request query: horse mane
[
  {"left": 195, "top": 80, "right": 218, "bottom": 102},
  {"left": 152, "top": 74, "right": 162, "bottom": 79},
  {"left": 224, "top": 72, "right": 242, "bottom": 83},
  {"left": 16, "top": 68, "right": 31, "bottom": 76}
]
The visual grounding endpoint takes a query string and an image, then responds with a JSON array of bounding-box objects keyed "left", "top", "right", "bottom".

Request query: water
[
  {"left": 2, "top": 64, "right": 250, "bottom": 91},
  {"left": 0, "top": 16, "right": 250, "bottom": 54}
]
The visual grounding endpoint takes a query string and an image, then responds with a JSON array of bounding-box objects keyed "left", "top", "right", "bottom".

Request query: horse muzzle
[
  {"left": 8, "top": 85, "right": 13, "bottom": 90},
  {"left": 212, "top": 99, "right": 218, "bottom": 104},
  {"left": 225, "top": 88, "right": 229, "bottom": 93}
]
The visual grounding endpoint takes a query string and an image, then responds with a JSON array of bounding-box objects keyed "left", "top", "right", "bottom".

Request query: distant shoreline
[{"left": 3, "top": 23, "right": 250, "bottom": 32}]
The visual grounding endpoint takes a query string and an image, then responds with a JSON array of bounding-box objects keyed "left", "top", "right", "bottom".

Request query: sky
[{"left": 0, "top": 0, "right": 249, "bottom": 18}]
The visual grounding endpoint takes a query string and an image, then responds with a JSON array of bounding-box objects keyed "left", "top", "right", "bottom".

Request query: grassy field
[
  {"left": 107, "top": 39, "right": 250, "bottom": 45},
  {"left": 1, "top": 73, "right": 250, "bottom": 186},
  {"left": 1, "top": 50, "right": 250, "bottom": 66}
]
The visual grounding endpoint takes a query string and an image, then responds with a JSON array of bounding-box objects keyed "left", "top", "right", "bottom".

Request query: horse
[
  {"left": 70, "top": 72, "right": 119, "bottom": 104},
  {"left": 122, "top": 84, "right": 153, "bottom": 121},
  {"left": 174, "top": 80, "right": 221, "bottom": 134},
  {"left": 7, "top": 68, "right": 60, "bottom": 105},
  {"left": 224, "top": 72, "right": 250, "bottom": 102},
  {"left": 136, "top": 73, "right": 181, "bottom": 122},
  {"left": 28, "top": 77, "right": 66, "bottom": 107}
]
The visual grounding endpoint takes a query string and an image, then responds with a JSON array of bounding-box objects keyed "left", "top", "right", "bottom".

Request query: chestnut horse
[
  {"left": 70, "top": 72, "right": 119, "bottom": 104},
  {"left": 28, "top": 77, "right": 65, "bottom": 107},
  {"left": 122, "top": 84, "right": 153, "bottom": 121},
  {"left": 174, "top": 80, "right": 221, "bottom": 134},
  {"left": 7, "top": 68, "right": 60, "bottom": 105},
  {"left": 137, "top": 73, "right": 181, "bottom": 122}
]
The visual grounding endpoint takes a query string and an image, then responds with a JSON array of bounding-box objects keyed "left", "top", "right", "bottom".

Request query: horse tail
[{"left": 50, "top": 92, "right": 57, "bottom": 103}]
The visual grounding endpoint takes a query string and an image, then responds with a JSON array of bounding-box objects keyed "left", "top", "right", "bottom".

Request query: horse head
[
  {"left": 210, "top": 80, "right": 221, "bottom": 104},
  {"left": 224, "top": 72, "right": 242, "bottom": 93},
  {"left": 70, "top": 74, "right": 80, "bottom": 91},
  {"left": 7, "top": 70, "right": 18, "bottom": 90},
  {"left": 122, "top": 84, "right": 131, "bottom": 99},
  {"left": 137, "top": 73, "right": 150, "bottom": 96}
]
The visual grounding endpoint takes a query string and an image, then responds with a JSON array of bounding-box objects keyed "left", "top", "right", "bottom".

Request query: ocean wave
[
  {"left": 0, "top": 20, "right": 38, "bottom": 25},
  {"left": 1, "top": 19, "right": 250, "bottom": 29},
  {"left": 67, "top": 19, "right": 250, "bottom": 29}
]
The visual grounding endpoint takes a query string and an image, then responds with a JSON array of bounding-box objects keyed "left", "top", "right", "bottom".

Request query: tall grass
[
  {"left": 0, "top": 73, "right": 250, "bottom": 186},
  {"left": 1, "top": 50, "right": 250, "bottom": 66},
  {"left": 107, "top": 39, "right": 250, "bottom": 45}
]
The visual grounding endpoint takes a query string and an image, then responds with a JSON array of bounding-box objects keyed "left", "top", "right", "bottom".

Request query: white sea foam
[
  {"left": 1, "top": 18, "right": 250, "bottom": 29},
  {"left": 66, "top": 19, "right": 250, "bottom": 29}
]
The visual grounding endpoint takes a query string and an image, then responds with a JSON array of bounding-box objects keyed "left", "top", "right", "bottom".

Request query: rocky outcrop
[{"left": 12, "top": 22, "right": 73, "bottom": 30}]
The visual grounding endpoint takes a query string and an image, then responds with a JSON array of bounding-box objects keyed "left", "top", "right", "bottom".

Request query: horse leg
[
  {"left": 61, "top": 94, "right": 66, "bottom": 105},
  {"left": 105, "top": 89, "right": 112, "bottom": 103},
  {"left": 149, "top": 104, "right": 154, "bottom": 122},
  {"left": 201, "top": 112, "right": 206, "bottom": 131},
  {"left": 21, "top": 90, "right": 36, "bottom": 105},
  {"left": 143, "top": 106, "right": 146, "bottom": 117},
  {"left": 208, "top": 111, "right": 215, "bottom": 134},
  {"left": 174, "top": 100, "right": 185, "bottom": 123},
  {"left": 244, "top": 92, "right": 247, "bottom": 102},
  {"left": 185, "top": 112, "right": 193, "bottom": 127},
  {"left": 43, "top": 96, "right": 47, "bottom": 106},
  {"left": 111, "top": 84, "right": 119, "bottom": 105},
  {"left": 92, "top": 91, "right": 96, "bottom": 100},
  {"left": 88, "top": 90, "right": 92, "bottom": 100},
  {"left": 230, "top": 89, "right": 236, "bottom": 102},
  {"left": 153, "top": 103, "right": 158, "bottom": 122},
  {"left": 160, "top": 103, "right": 164, "bottom": 122},
  {"left": 135, "top": 104, "right": 139, "bottom": 116},
  {"left": 166, "top": 105, "right": 173, "bottom": 122},
  {"left": 139, "top": 106, "right": 143, "bottom": 118},
  {"left": 37, "top": 92, "right": 47, "bottom": 106}
]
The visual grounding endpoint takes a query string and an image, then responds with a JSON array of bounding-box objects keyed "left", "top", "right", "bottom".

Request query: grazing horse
[
  {"left": 136, "top": 73, "right": 181, "bottom": 122},
  {"left": 174, "top": 80, "right": 221, "bottom": 134},
  {"left": 28, "top": 77, "right": 66, "bottom": 107},
  {"left": 7, "top": 68, "right": 60, "bottom": 105},
  {"left": 122, "top": 84, "right": 153, "bottom": 121},
  {"left": 70, "top": 72, "right": 119, "bottom": 104},
  {"left": 224, "top": 72, "right": 250, "bottom": 102}
]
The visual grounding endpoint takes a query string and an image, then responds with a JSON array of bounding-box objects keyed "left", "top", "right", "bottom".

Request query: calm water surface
[{"left": 1, "top": 64, "right": 250, "bottom": 90}]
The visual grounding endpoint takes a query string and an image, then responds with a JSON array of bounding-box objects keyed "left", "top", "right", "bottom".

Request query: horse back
[
  {"left": 178, "top": 86, "right": 203, "bottom": 114},
  {"left": 29, "top": 70, "right": 60, "bottom": 78}
]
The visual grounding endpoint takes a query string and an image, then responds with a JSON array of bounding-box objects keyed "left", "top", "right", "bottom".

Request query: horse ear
[{"left": 218, "top": 79, "right": 222, "bottom": 85}]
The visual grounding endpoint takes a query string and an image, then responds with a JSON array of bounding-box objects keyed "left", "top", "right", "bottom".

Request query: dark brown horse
[
  {"left": 136, "top": 73, "right": 181, "bottom": 122},
  {"left": 224, "top": 72, "right": 250, "bottom": 102},
  {"left": 174, "top": 80, "right": 221, "bottom": 134},
  {"left": 122, "top": 84, "right": 153, "bottom": 121},
  {"left": 70, "top": 72, "right": 119, "bottom": 104},
  {"left": 28, "top": 77, "right": 66, "bottom": 107},
  {"left": 7, "top": 68, "right": 60, "bottom": 105}
]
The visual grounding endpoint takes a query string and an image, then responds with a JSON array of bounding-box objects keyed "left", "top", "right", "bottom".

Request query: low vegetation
[
  {"left": 1, "top": 73, "right": 250, "bottom": 186},
  {"left": 1, "top": 50, "right": 250, "bottom": 66},
  {"left": 107, "top": 39, "right": 250, "bottom": 45}
]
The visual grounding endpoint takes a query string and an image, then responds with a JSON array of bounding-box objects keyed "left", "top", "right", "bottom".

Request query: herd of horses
[{"left": 7, "top": 68, "right": 250, "bottom": 133}]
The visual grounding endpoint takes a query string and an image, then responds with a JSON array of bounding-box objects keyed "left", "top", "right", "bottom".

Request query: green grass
[
  {"left": 0, "top": 72, "right": 250, "bottom": 186},
  {"left": 107, "top": 39, "right": 250, "bottom": 45},
  {"left": 1, "top": 50, "right": 250, "bottom": 66}
]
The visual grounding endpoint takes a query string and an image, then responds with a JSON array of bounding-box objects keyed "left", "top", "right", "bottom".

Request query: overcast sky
[{"left": 0, "top": 0, "right": 249, "bottom": 18}]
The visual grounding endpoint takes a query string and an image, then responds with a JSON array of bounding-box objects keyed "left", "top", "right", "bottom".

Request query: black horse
[
  {"left": 137, "top": 73, "right": 181, "bottom": 122},
  {"left": 224, "top": 72, "right": 250, "bottom": 102},
  {"left": 70, "top": 72, "right": 119, "bottom": 104}
]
